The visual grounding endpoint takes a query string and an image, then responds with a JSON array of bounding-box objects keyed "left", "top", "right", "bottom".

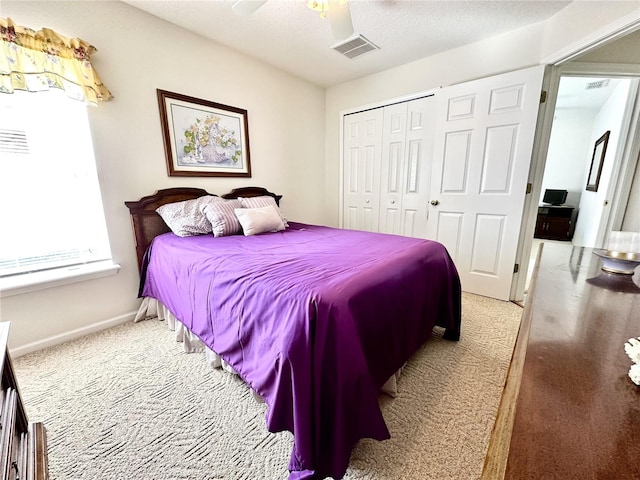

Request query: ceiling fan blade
[
  {"left": 328, "top": 0, "right": 354, "bottom": 41},
  {"left": 232, "top": 0, "right": 268, "bottom": 16}
]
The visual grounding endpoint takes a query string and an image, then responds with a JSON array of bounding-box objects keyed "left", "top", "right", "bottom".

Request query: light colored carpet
[{"left": 14, "top": 292, "right": 522, "bottom": 480}]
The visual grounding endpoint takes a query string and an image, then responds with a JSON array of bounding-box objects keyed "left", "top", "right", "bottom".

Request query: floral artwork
[
  {"left": 178, "top": 110, "right": 241, "bottom": 166},
  {"left": 157, "top": 89, "right": 251, "bottom": 177}
]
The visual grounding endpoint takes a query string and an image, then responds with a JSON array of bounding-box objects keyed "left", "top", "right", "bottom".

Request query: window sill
[{"left": 0, "top": 261, "right": 121, "bottom": 298}]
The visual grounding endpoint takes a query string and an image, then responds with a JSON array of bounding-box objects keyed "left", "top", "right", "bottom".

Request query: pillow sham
[
  {"left": 201, "top": 199, "right": 242, "bottom": 237},
  {"left": 234, "top": 205, "right": 286, "bottom": 236},
  {"left": 156, "top": 195, "right": 222, "bottom": 237},
  {"left": 238, "top": 195, "right": 288, "bottom": 227}
]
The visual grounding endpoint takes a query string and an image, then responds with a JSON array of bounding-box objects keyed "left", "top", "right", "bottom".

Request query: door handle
[{"left": 430, "top": 200, "right": 440, "bottom": 206}]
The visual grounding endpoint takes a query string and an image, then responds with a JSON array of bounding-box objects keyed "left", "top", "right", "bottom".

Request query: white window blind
[{"left": 0, "top": 90, "right": 112, "bottom": 277}]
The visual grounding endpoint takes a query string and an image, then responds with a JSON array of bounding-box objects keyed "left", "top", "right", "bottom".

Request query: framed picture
[
  {"left": 157, "top": 89, "right": 251, "bottom": 177},
  {"left": 586, "top": 130, "right": 610, "bottom": 192}
]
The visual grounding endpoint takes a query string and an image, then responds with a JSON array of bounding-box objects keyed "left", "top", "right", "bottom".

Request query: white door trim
[{"left": 510, "top": 66, "right": 557, "bottom": 301}]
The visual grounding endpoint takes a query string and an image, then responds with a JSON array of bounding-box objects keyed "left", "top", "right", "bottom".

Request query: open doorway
[{"left": 525, "top": 74, "right": 639, "bottom": 293}]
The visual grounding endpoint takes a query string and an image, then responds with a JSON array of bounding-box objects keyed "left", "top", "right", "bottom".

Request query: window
[{"left": 0, "top": 90, "right": 112, "bottom": 279}]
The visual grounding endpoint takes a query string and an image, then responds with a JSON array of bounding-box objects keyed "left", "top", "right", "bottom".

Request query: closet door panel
[
  {"left": 379, "top": 103, "right": 407, "bottom": 234},
  {"left": 343, "top": 108, "right": 383, "bottom": 232},
  {"left": 342, "top": 95, "right": 434, "bottom": 238},
  {"left": 401, "top": 96, "right": 436, "bottom": 239}
]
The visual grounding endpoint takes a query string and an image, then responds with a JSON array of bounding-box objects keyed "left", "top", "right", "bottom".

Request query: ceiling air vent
[
  {"left": 585, "top": 79, "right": 610, "bottom": 90},
  {"left": 331, "top": 34, "right": 379, "bottom": 59}
]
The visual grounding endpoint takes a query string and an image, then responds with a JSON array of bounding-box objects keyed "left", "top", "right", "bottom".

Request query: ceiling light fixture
[{"left": 307, "top": 0, "right": 330, "bottom": 18}]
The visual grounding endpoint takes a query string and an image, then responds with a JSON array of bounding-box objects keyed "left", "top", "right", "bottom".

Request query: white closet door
[
  {"left": 379, "top": 97, "right": 435, "bottom": 237},
  {"left": 400, "top": 96, "right": 435, "bottom": 238},
  {"left": 378, "top": 102, "right": 407, "bottom": 234},
  {"left": 426, "top": 65, "right": 545, "bottom": 300},
  {"left": 343, "top": 108, "right": 384, "bottom": 232}
]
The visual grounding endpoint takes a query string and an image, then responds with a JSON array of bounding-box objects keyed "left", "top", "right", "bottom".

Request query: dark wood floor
[{"left": 482, "top": 242, "right": 640, "bottom": 480}]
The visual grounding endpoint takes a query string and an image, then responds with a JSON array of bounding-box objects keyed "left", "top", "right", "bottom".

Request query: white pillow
[
  {"left": 234, "top": 205, "right": 286, "bottom": 236},
  {"left": 156, "top": 196, "right": 223, "bottom": 237},
  {"left": 201, "top": 200, "right": 242, "bottom": 237},
  {"left": 239, "top": 195, "right": 288, "bottom": 227}
]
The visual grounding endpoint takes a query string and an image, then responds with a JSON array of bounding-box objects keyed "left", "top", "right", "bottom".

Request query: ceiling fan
[{"left": 231, "top": 0, "right": 355, "bottom": 41}]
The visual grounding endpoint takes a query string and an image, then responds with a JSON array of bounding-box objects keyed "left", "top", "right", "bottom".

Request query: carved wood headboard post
[{"left": 124, "top": 187, "right": 213, "bottom": 271}]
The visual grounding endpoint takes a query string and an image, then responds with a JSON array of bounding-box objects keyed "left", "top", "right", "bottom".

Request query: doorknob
[{"left": 430, "top": 200, "right": 440, "bottom": 206}]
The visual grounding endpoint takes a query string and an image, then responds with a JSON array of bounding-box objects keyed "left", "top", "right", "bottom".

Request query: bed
[{"left": 125, "top": 186, "right": 462, "bottom": 480}]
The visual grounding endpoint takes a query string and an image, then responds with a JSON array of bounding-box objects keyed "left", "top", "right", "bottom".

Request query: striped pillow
[
  {"left": 201, "top": 200, "right": 243, "bottom": 237},
  {"left": 239, "top": 195, "right": 288, "bottom": 227}
]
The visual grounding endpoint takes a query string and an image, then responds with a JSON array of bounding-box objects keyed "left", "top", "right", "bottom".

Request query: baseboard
[{"left": 10, "top": 311, "right": 137, "bottom": 358}]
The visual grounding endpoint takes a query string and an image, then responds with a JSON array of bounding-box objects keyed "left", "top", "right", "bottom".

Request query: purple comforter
[{"left": 142, "top": 222, "right": 461, "bottom": 479}]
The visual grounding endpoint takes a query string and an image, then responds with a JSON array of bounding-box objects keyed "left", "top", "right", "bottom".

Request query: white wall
[
  {"left": 0, "top": 1, "right": 326, "bottom": 353},
  {"left": 324, "top": 1, "right": 640, "bottom": 227},
  {"left": 539, "top": 109, "right": 596, "bottom": 207},
  {"left": 573, "top": 80, "right": 633, "bottom": 247}
]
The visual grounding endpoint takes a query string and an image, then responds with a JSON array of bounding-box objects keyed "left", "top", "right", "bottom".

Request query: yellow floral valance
[{"left": 0, "top": 17, "right": 112, "bottom": 104}]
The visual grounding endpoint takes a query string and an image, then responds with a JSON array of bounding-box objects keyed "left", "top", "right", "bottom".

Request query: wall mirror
[{"left": 586, "top": 130, "right": 610, "bottom": 192}]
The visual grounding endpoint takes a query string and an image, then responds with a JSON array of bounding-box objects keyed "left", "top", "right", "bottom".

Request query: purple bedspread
[{"left": 141, "top": 222, "right": 461, "bottom": 479}]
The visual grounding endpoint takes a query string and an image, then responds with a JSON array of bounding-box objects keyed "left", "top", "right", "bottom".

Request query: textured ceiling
[{"left": 122, "top": 0, "right": 572, "bottom": 87}]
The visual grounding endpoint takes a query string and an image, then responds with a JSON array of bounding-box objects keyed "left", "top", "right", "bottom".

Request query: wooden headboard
[{"left": 124, "top": 186, "right": 282, "bottom": 272}]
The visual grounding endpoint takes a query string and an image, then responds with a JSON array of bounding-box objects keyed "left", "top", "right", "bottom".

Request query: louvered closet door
[
  {"left": 343, "top": 108, "right": 384, "bottom": 232},
  {"left": 379, "top": 97, "right": 435, "bottom": 237}
]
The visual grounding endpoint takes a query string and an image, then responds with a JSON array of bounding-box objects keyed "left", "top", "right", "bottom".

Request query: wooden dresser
[
  {"left": 0, "top": 322, "right": 48, "bottom": 480},
  {"left": 482, "top": 243, "right": 640, "bottom": 480},
  {"left": 534, "top": 205, "right": 578, "bottom": 241}
]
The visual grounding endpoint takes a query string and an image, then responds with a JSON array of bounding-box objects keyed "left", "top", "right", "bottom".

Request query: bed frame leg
[{"left": 443, "top": 329, "right": 460, "bottom": 341}]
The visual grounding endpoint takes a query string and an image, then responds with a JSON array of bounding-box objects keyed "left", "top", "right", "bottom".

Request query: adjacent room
[
  {"left": 1, "top": 1, "right": 639, "bottom": 479},
  {"left": 526, "top": 71, "right": 639, "bottom": 291}
]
